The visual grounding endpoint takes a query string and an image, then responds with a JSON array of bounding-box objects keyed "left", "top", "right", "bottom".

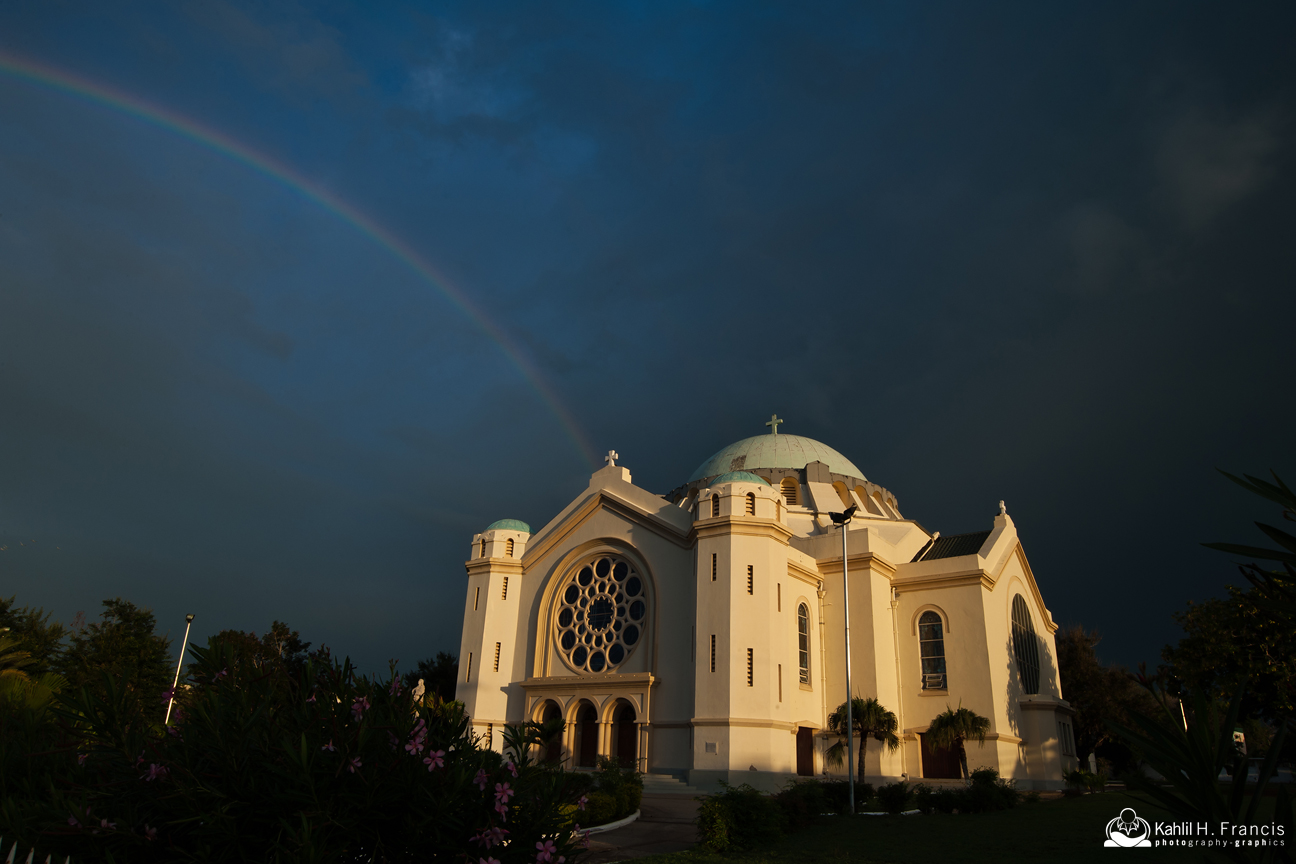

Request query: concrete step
[{"left": 641, "top": 773, "right": 704, "bottom": 796}]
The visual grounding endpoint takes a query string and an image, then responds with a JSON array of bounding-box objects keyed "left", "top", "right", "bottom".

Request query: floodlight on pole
[
  {"left": 165, "top": 613, "right": 195, "bottom": 726},
  {"left": 828, "top": 503, "right": 858, "bottom": 813}
]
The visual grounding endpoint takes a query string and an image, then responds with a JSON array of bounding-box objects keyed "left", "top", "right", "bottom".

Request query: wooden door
[
  {"left": 796, "top": 727, "right": 814, "bottom": 776},
  {"left": 919, "top": 733, "right": 961, "bottom": 779}
]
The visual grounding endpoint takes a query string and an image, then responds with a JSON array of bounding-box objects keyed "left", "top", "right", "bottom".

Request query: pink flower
[
  {"left": 213, "top": 668, "right": 227, "bottom": 682},
  {"left": 141, "top": 763, "right": 168, "bottom": 782},
  {"left": 322, "top": 740, "right": 336, "bottom": 752},
  {"left": 160, "top": 686, "right": 175, "bottom": 704},
  {"left": 406, "top": 738, "right": 425, "bottom": 756},
  {"left": 494, "top": 782, "right": 514, "bottom": 804},
  {"left": 144, "top": 824, "right": 157, "bottom": 841},
  {"left": 506, "top": 759, "right": 519, "bottom": 778},
  {"left": 536, "top": 839, "right": 559, "bottom": 862},
  {"left": 306, "top": 693, "right": 317, "bottom": 704},
  {"left": 68, "top": 815, "right": 80, "bottom": 828},
  {"left": 471, "top": 827, "right": 509, "bottom": 848},
  {"left": 351, "top": 696, "right": 370, "bottom": 721},
  {"left": 348, "top": 756, "right": 362, "bottom": 773},
  {"left": 577, "top": 795, "right": 588, "bottom": 811},
  {"left": 574, "top": 826, "right": 590, "bottom": 848},
  {"left": 389, "top": 678, "right": 403, "bottom": 696},
  {"left": 494, "top": 802, "right": 509, "bottom": 820},
  {"left": 100, "top": 818, "right": 116, "bottom": 830},
  {"left": 424, "top": 749, "right": 446, "bottom": 771},
  {"left": 77, "top": 753, "right": 87, "bottom": 766},
  {"left": 474, "top": 768, "right": 489, "bottom": 790}
]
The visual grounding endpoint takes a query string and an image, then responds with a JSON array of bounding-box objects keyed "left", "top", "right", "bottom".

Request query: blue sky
[{"left": 1, "top": 1, "right": 1293, "bottom": 674}]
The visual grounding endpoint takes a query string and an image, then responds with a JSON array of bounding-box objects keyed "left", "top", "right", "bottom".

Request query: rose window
[{"left": 555, "top": 555, "right": 647, "bottom": 674}]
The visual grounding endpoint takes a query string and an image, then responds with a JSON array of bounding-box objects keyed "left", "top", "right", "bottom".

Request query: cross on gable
[
  {"left": 605, "top": 450, "right": 619, "bottom": 467},
  {"left": 765, "top": 414, "right": 784, "bottom": 435}
]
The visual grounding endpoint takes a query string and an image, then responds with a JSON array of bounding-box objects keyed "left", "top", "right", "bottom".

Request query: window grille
[
  {"left": 747, "top": 565, "right": 754, "bottom": 595},
  {"left": 747, "top": 648, "right": 753, "bottom": 686},
  {"left": 919, "top": 610, "right": 947, "bottom": 690},
  {"left": 710, "top": 634, "right": 716, "bottom": 673},
  {"left": 479, "top": 539, "right": 486, "bottom": 558},
  {"left": 494, "top": 642, "right": 501, "bottom": 672},
  {"left": 797, "top": 604, "right": 811, "bottom": 684},
  {"left": 712, "top": 495, "right": 720, "bottom": 518},
  {"left": 1011, "top": 595, "right": 1041, "bottom": 694},
  {"left": 501, "top": 576, "right": 508, "bottom": 600},
  {"left": 745, "top": 493, "right": 756, "bottom": 515},
  {"left": 505, "top": 538, "right": 514, "bottom": 557},
  {"left": 780, "top": 478, "right": 799, "bottom": 505},
  {"left": 711, "top": 553, "right": 717, "bottom": 582}
]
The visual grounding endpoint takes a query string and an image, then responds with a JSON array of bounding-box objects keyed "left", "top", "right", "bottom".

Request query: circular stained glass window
[{"left": 555, "top": 554, "right": 647, "bottom": 674}]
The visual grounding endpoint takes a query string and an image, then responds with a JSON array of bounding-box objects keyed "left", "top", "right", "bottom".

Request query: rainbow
[{"left": 0, "top": 49, "right": 597, "bottom": 469}]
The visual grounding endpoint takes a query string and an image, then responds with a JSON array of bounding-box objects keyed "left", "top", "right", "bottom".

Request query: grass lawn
[{"left": 632, "top": 792, "right": 1277, "bottom": 864}]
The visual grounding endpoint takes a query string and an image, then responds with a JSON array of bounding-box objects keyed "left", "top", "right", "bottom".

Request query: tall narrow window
[
  {"left": 797, "top": 604, "right": 810, "bottom": 684},
  {"left": 711, "top": 553, "right": 717, "bottom": 582},
  {"left": 745, "top": 493, "right": 756, "bottom": 516},
  {"left": 919, "top": 611, "right": 947, "bottom": 690},
  {"left": 778, "top": 664, "right": 783, "bottom": 702},
  {"left": 780, "top": 478, "right": 799, "bottom": 505},
  {"left": 711, "top": 495, "right": 720, "bottom": 518},
  {"left": 1011, "top": 594, "right": 1041, "bottom": 694},
  {"left": 474, "top": 586, "right": 480, "bottom": 611},
  {"left": 710, "top": 635, "right": 716, "bottom": 673},
  {"left": 465, "top": 652, "right": 472, "bottom": 682},
  {"left": 505, "top": 538, "right": 515, "bottom": 557},
  {"left": 479, "top": 539, "right": 486, "bottom": 558},
  {"left": 493, "top": 642, "right": 501, "bottom": 672},
  {"left": 777, "top": 583, "right": 781, "bottom": 612},
  {"left": 501, "top": 576, "right": 508, "bottom": 600},
  {"left": 746, "top": 648, "right": 754, "bottom": 686},
  {"left": 747, "top": 565, "right": 754, "bottom": 595}
]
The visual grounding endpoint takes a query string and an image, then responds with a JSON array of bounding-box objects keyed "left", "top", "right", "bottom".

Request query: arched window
[
  {"left": 918, "top": 611, "right": 946, "bottom": 690},
  {"left": 1011, "top": 594, "right": 1041, "bottom": 695},
  {"left": 797, "top": 604, "right": 811, "bottom": 684},
  {"left": 832, "top": 481, "right": 852, "bottom": 508},
  {"left": 781, "top": 478, "right": 799, "bottom": 506},
  {"left": 712, "top": 495, "right": 720, "bottom": 518},
  {"left": 505, "top": 538, "right": 515, "bottom": 557},
  {"left": 479, "top": 539, "right": 486, "bottom": 558},
  {"left": 745, "top": 493, "right": 756, "bottom": 516}
]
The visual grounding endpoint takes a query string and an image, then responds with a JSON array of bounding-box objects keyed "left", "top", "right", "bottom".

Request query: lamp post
[
  {"left": 828, "top": 504, "right": 858, "bottom": 813},
  {"left": 165, "top": 613, "right": 195, "bottom": 726}
]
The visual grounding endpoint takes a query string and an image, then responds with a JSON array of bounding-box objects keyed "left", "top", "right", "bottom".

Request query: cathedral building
[{"left": 455, "top": 419, "right": 1078, "bottom": 790}]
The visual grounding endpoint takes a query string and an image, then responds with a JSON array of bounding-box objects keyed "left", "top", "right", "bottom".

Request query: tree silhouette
[
  {"left": 825, "top": 696, "right": 900, "bottom": 780},
  {"left": 926, "top": 705, "right": 991, "bottom": 780}
]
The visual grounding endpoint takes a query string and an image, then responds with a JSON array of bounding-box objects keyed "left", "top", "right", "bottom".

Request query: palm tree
[
  {"left": 926, "top": 705, "right": 991, "bottom": 780},
  {"left": 0, "top": 632, "right": 65, "bottom": 711},
  {"left": 825, "top": 696, "right": 900, "bottom": 781}
]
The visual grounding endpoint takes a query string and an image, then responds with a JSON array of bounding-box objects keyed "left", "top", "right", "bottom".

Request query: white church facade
[{"left": 455, "top": 420, "right": 1078, "bottom": 790}]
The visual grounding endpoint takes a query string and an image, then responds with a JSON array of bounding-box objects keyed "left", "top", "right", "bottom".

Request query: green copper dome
[
  {"left": 486, "top": 519, "right": 531, "bottom": 533},
  {"left": 689, "top": 434, "right": 865, "bottom": 483},
  {"left": 708, "top": 471, "right": 772, "bottom": 487}
]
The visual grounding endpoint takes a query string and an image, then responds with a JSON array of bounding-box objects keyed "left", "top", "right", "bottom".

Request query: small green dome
[
  {"left": 486, "top": 519, "right": 531, "bottom": 533},
  {"left": 708, "top": 471, "right": 772, "bottom": 487}
]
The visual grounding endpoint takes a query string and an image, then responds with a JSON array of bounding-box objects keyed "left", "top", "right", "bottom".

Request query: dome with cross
[{"left": 687, "top": 415, "right": 866, "bottom": 484}]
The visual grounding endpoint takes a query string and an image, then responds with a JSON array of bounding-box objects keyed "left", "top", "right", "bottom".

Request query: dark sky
[{"left": 2, "top": 2, "right": 1293, "bottom": 677}]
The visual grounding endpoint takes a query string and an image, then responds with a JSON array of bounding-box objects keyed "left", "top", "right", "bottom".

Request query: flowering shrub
[{"left": 0, "top": 641, "right": 583, "bottom": 863}]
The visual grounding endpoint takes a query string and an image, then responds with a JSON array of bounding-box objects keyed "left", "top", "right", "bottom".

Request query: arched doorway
[
  {"left": 576, "top": 702, "right": 599, "bottom": 768},
  {"left": 613, "top": 703, "right": 637, "bottom": 769},
  {"left": 541, "top": 701, "right": 562, "bottom": 765}
]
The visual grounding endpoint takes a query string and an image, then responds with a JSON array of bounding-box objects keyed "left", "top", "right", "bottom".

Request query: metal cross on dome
[
  {"left": 605, "top": 450, "right": 619, "bottom": 467},
  {"left": 765, "top": 414, "right": 783, "bottom": 435}
]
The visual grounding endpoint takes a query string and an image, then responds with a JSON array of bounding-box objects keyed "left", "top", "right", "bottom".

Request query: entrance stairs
[{"left": 640, "top": 773, "right": 704, "bottom": 796}]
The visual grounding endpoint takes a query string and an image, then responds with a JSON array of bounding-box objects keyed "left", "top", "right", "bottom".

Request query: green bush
[
  {"left": 876, "top": 780, "right": 911, "bottom": 813},
  {"left": 820, "top": 780, "right": 875, "bottom": 814},
  {"left": 0, "top": 641, "right": 583, "bottom": 862},
  {"left": 913, "top": 770, "right": 1019, "bottom": 814},
  {"left": 583, "top": 790, "right": 619, "bottom": 828},
  {"left": 1064, "top": 768, "right": 1106, "bottom": 794},
  {"left": 695, "top": 782, "right": 786, "bottom": 853},
  {"left": 774, "top": 779, "right": 828, "bottom": 830}
]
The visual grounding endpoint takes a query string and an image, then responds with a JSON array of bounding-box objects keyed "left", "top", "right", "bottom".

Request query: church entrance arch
[
  {"left": 575, "top": 702, "right": 599, "bottom": 768},
  {"left": 612, "top": 701, "right": 637, "bottom": 769},
  {"left": 539, "top": 701, "right": 563, "bottom": 765}
]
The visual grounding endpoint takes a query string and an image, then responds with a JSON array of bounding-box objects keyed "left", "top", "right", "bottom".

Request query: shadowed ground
[{"left": 582, "top": 793, "right": 703, "bottom": 863}]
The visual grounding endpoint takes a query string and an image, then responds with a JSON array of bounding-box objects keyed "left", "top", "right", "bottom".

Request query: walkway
[{"left": 582, "top": 793, "right": 702, "bottom": 863}]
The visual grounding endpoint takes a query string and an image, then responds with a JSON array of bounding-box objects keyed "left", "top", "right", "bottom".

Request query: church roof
[
  {"left": 911, "top": 530, "right": 992, "bottom": 562},
  {"left": 688, "top": 433, "right": 866, "bottom": 484},
  {"left": 708, "top": 471, "right": 771, "bottom": 487},
  {"left": 486, "top": 518, "right": 531, "bottom": 533}
]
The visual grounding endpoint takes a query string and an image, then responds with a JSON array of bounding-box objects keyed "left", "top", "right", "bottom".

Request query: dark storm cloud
[{"left": 1, "top": 0, "right": 1293, "bottom": 673}]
